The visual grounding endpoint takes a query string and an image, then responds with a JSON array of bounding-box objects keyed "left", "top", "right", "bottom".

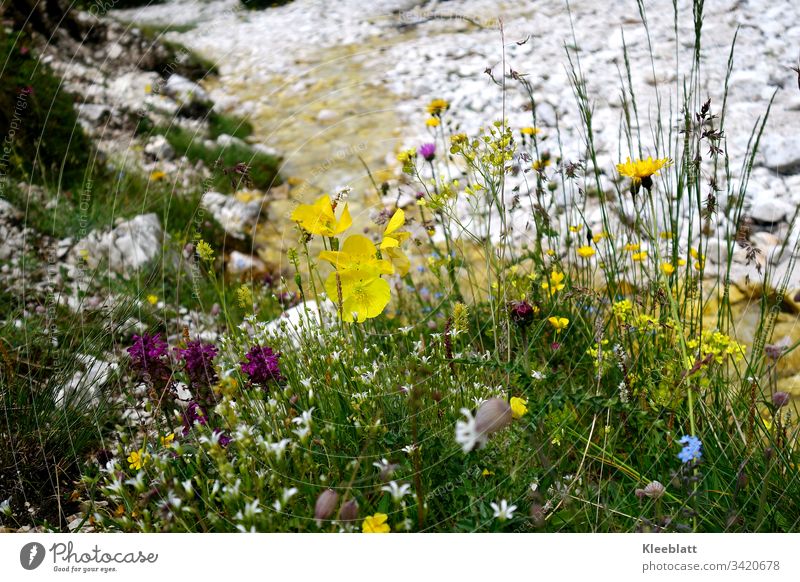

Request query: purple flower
[
  {"left": 241, "top": 345, "right": 284, "bottom": 387},
  {"left": 772, "top": 391, "right": 790, "bottom": 409},
  {"left": 127, "top": 333, "right": 168, "bottom": 364},
  {"left": 127, "top": 333, "right": 172, "bottom": 390},
  {"left": 509, "top": 300, "right": 535, "bottom": 327},
  {"left": 418, "top": 142, "right": 436, "bottom": 161},
  {"left": 176, "top": 340, "right": 218, "bottom": 388},
  {"left": 213, "top": 429, "right": 232, "bottom": 448},
  {"left": 182, "top": 401, "right": 208, "bottom": 435}
]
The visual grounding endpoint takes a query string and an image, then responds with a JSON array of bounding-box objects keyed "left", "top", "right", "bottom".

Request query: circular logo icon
[{"left": 20, "top": 542, "right": 46, "bottom": 570}]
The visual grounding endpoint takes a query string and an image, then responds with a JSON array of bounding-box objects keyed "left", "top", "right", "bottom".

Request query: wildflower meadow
[{"left": 2, "top": 0, "right": 800, "bottom": 541}]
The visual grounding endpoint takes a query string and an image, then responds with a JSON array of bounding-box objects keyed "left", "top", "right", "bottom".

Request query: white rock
[
  {"left": 74, "top": 213, "right": 164, "bottom": 277},
  {"left": 164, "top": 74, "right": 211, "bottom": 106},
  {"left": 56, "top": 354, "right": 118, "bottom": 408},
  {"left": 201, "top": 191, "right": 265, "bottom": 238},
  {"left": 227, "top": 250, "right": 266, "bottom": 275},
  {"left": 760, "top": 135, "right": 800, "bottom": 175},
  {"left": 264, "top": 300, "right": 337, "bottom": 347},
  {"left": 749, "top": 190, "right": 793, "bottom": 223}
]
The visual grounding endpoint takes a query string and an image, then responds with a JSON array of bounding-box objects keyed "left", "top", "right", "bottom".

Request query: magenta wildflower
[
  {"left": 176, "top": 340, "right": 218, "bottom": 388},
  {"left": 418, "top": 143, "right": 436, "bottom": 161},
  {"left": 182, "top": 401, "right": 208, "bottom": 435},
  {"left": 509, "top": 300, "right": 535, "bottom": 327},
  {"left": 241, "top": 345, "right": 284, "bottom": 387},
  {"left": 213, "top": 429, "right": 232, "bottom": 448},
  {"left": 127, "top": 333, "right": 172, "bottom": 390}
]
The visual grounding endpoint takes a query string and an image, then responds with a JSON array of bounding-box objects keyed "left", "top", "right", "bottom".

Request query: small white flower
[
  {"left": 381, "top": 481, "right": 412, "bottom": 503},
  {"left": 300, "top": 377, "right": 313, "bottom": 389},
  {"left": 223, "top": 479, "right": 242, "bottom": 498},
  {"left": 531, "top": 370, "right": 546, "bottom": 381},
  {"left": 529, "top": 481, "right": 539, "bottom": 494},
  {"left": 398, "top": 326, "right": 414, "bottom": 334},
  {"left": 372, "top": 458, "right": 392, "bottom": 471},
  {"left": 401, "top": 444, "right": 418, "bottom": 454},
  {"left": 236, "top": 524, "right": 257, "bottom": 533},
  {"left": 490, "top": 499, "right": 517, "bottom": 521},
  {"left": 0, "top": 497, "right": 11, "bottom": 515},
  {"left": 330, "top": 350, "right": 342, "bottom": 362},
  {"left": 182, "top": 479, "right": 193, "bottom": 494},
  {"left": 242, "top": 499, "right": 263, "bottom": 518},
  {"left": 455, "top": 408, "right": 488, "bottom": 453}
]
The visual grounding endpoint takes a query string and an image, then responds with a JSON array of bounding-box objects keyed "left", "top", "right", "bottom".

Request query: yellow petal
[
  {"left": 335, "top": 203, "right": 352, "bottom": 234},
  {"left": 384, "top": 209, "right": 405, "bottom": 236}
]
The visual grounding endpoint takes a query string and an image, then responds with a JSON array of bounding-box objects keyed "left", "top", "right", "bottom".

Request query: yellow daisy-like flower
[
  {"left": 127, "top": 449, "right": 149, "bottom": 471},
  {"left": 592, "top": 232, "right": 609, "bottom": 244},
  {"left": 362, "top": 513, "right": 391, "bottom": 533},
  {"left": 568, "top": 225, "right": 581, "bottom": 233},
  {"left": 291, "top": 195, "right": 352, "bottom": 237},
  {"left": 616, "top": 156, "right": 672, "bottom": 184},
  {"left": 631, "top": 251, "right": 648, "bottom": 262},
  {"left": 425, "top": 117, "right": 440, "bottom": 128},
  {"left": 482, "top": 468, "right": 495, "bottom": 476},
  {"left": 661, "top": 262, "right": 675, "bottom": 275},
  {"left": 146, "top": 294, "right": 158, "bottom": 305},
  {"left": 577, "top": 245, "right": 595, "bottom": 259},
  {"left": 426, "top": 98, "right": 449, "bottom": 117},
  {"left": 510, "top": 396, "right": 528, "bottom": 419},
  {"left": 548, "top": 316, "right": 569, "bottom": 332},
  {"left": 149, "top": 170, "right": 166, "bottom": 182},
  {"left": 520, "top": 126, "right": 540, "bottom": 136},
  {"left": 624, "top": 242, "right": 640, "bottom": 252},
  {"left": 160, "top": 433, "right": 175, "bottom": 448},
  {"left": 532, "top": 158, "right": 551, "bottom": 171},
  {"left": 541, "top": 271, "right": 566, "bottom": 296}
]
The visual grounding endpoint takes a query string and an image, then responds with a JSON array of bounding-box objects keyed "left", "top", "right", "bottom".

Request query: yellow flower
[
  {"left": 146, "top": 294, "right": 158, "bottom": 305},
  {"left": 362, "top": 513, "right": 391, "bottom": 533},
  {"left": 482, "top": 468, "right": 495, "bottom": 476},
  {"left": 624, "top": 242, "right": 640, "bottom": 252},
  {"left": 548, "top": 316, "right": 569, "bottom": 332},
  {"left": 541, "top": 271, "right": 566, "bottom": 296},
  {"left": 325, "top": 269, "right": 391, "bottom": 323},
  {"left": 426, "top": 98, "right": 449, "bottom": 116},
  {"left": 631, "top": 251, "right": 647, "bottom": 262},
  {"left": 397, "top": 148, "right": 418, "bottom": 173},
  {"left": 510, "top": 396, "right": 528, "bottom": 419},
  {"left": 592, "top": 232, "right": 608, "bottom": 243},
  {"left": 577, "top": 245, "right": 595, "bottom": 259},
  {"left": 127, "top": 449, "right": 149, "bottom": 471},
  {"left": 160, "top": 433, "right": 175, "bottom": 448},
  {"left": 291, "top": 195, "right": 352, "bottom": 237},
  {"left": 236, "top": 285, "right": 253, "bottom": 308},
  {"left": 569, "top": 225, "right": 581, "bottom": 233},
  {"left": 149, "top": 170, "right": 166, "bottom": 181},
  {"left": 320, "top": 235, "right": 393, "bottom": 275},
  {"left": 425, "top": 117, "right": 440, "bottom": 127},
  {"left": 196, "top": 240, "right": 215, "bottom": 262},
  {"left": 520, "top": 126, "right": 540, "bottom": 136},
  {"left": 322, "top": 236, "right": 393, "bottom": 323},
  {"left": 616, "top": 156, "right": 672, "bottom": 183},
  {"left": 661, "top": 262, "right": 675, "bottom": 275},
  {"left": 379, "top": 210, "right": 411, "bottom": 276},
  {"left": 532, "top": 158, "right": 551, "bottom": 171}
]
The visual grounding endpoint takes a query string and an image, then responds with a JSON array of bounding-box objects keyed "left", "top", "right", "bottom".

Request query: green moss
[{"left": 208, "top": 111, "right": 254, "bottom": 140}]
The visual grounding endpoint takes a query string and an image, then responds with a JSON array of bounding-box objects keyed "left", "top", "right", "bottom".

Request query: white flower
[
  {"left": 266, "top": 438, "right": 292, "bottom": 459},
  {"left": 398, "top": 325, "right": 414, "bottom": 334},
  {"left": 299, "top": 377, "right": 313, "bottom": 389},
  {"left": 242, "top": 499, "right": 263, "bottom": 518},
  {"left": 236, "top": 525, "right": 257, "bottom": 533},
  {"left": 490, "top": 499, "right": 517, "bottom": 521},
  {"left": 381, "top": 481, "right": 412, "bottom": 503},
  {"left": 223, "top": 479, "right": 242, "bottom": 498},
  {"left": 0, "top": 497, "right": 11, "bottom": 515},
  {"left": 401, "top": 444, "right": 418, "bottom": 455},
  {"left": 372, "top": 458, "right": 392, "bottom": 471},
  {"left": 455, "top": 408, "right": 488, "bottom": 453},
  {"left": 531, "top": 370, "right": 546, "bottom": 381},
  {"left": 529, "top": 481, "right": 539, "bottom": 494}
]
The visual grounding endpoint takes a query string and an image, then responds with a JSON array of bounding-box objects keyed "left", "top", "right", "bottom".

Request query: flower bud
[
  {"left": 314, "top": 489, "right": 338, "bottom": 526},
  {"left": 338, "top": 498, "right": 359, "bottom": 523},
  {"left": 772, "top": 391, "right": 790, "bottom": 408},
  {"left": 475, "top": 398, "right": 512, "bottom": 435},
  {"left": 509, "top": 300, "right": 535, "bottom": 327},
  {"left": 642, "top": 480, "right": 665, "bottom": 500}
]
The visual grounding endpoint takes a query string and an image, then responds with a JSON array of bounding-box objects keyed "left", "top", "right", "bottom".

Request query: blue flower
[{"left": 678, "top": 435, "right": 702, "bottom": 463}]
